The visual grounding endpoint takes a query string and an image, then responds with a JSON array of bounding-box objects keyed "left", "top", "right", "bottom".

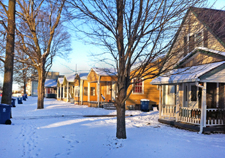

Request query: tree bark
[
  {"left": 116, "top": 101, "right": 126, "bottom": 139},
  {"left": 37, "top": 62, "right": 46, "bottom": 109},
  {"left": 1, "top": 0, "right": 16, "bottom": 105}
]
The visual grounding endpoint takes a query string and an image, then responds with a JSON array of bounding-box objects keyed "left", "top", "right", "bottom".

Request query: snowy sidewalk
[{"left": 0, "top": 97, "right": 225, "bottom": 158}]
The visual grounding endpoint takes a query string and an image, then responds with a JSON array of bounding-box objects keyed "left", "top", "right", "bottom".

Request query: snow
[
  {"left": 65, "top": 74, "right": 76, "bottom": 83},
  {"left": 151, "top": 61, "right": 225, "bottom": 84},
  {"left": 58, "top": 77, "right": 64, "bottom": 84},
  {"left": 1, "top": 97, "right": 225, "bottom": 158},
  {"left": 44, "top": 79, "right": 57, "bottom": 88},
  {"left": 92, "top": 68, "right": 117, "bottom": 76}
]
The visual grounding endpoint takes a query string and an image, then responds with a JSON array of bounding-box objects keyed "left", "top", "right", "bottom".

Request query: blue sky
[{"left": 2, "top": 0, "right": 224, "bottom": 90}]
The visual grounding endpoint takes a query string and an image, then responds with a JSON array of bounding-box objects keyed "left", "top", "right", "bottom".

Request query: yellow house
[
  {"left": 85, "top": 68, "right": 117, "bottom": 107},
  {"left": 151, "top": 7, "right": 225, "bottom": 133}
]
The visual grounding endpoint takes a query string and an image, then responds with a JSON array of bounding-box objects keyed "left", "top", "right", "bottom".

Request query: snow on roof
[
  {"left": 151, "top": 61, "right": 225, "bottom": 85},
  {"left": 45, "top": 79, "right": 57, "bottom": 87},
  {"left": 92, "top": 68, "right": 117, "bottom": 76},
  {"left": 79, "top": 73, "right": 88, "bottom": 80},
  {"left": 65, "top": 74, "right": 76, "bottom": 82},
  {"left": 58, "top": 77, "right": 64, "bottom": 84},
  {"left": 176, "top": 47, "right": 225, "bottom": 67}
]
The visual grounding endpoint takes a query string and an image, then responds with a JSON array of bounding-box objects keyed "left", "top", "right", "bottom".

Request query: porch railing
[
  {"left": 178, "top": 107, "right": 201, "bottom": 125},
  {"left": 161, "top": 105, "right": 176, "bottom": 119},
  {"left": 206, "top": 109, "right": 224, "bottom": 126}
]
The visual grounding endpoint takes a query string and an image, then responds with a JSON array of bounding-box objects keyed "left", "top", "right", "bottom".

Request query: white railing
[
  {"left": 161, "top": 105, "right": 176, "bottom": 119},
  {"left": 178, "top": 107, "right": 201, "bottom": 125},
  {"left": 206, "top": 109, "right": 224, "bottom": 126}
]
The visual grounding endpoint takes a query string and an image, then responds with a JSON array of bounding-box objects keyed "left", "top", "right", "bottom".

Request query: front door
[
  {"left": 189, "top": 83, "right": 198, "bottom": 108},
  {"left": 184, "top": 83, "right": 188, "bottom": 107}
]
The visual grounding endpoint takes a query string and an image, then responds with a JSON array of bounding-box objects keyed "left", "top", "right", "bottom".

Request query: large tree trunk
[
  {"left": 116, "top": 102, "right": 126, "bottom": 139},
  {"left": 37, "top": 64, "right": 46, "bottom": 109},
  {"left": 1, "top": 0, "right": 16, "bottom": 105}
]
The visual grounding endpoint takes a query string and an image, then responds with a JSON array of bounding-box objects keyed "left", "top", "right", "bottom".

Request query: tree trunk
[
  {"left": 1, "top": 0, "right": 16, "bottom": 105},
  {"left": 23, "top": 78, "right": 26, "bottom": 95},
  {"left": 116, "top": 102, "right": 126, "bottom": 139},
  {"left": 37, "top": 65, "right": 46, "bottom": 109}
]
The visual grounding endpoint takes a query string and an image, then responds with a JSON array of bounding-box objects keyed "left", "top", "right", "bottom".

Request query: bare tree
[
  {"left": 0, "top": 0, "right": 16, "bottom": 105},
  {"left": 68, "top": 0, "right": 208, "bottom": 139},
  {"left": 15, "top": 0, "right": 69, "bottom": 109}
]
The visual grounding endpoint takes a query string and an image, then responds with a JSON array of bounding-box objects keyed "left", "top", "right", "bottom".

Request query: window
[
  {"left": 91, "top": 87, "right": 95, "bottom": 96},
  {"left": 191, "top": 85, "right": 197, "bottom": 101},
  {"left": 133, "top": 78, "right": 143, "bottom": 94},
  {"left": 162, "top": 85, "right": 176, "bottom": 105},
  {"left": 74, "top": 86, "right": 79, "bottom": 97},
  {"left": 84, "top": 87, "right": 88, "bottom": 96},
  {"left": 184, "top": 30, "right": 208, "bottom": 55}
]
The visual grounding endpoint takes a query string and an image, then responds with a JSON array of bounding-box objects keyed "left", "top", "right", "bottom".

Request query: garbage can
[
  {"left": 70, "top": 98, "right": 74, "bottom": 104},
  {"left": 17, "top": 97, "right": 23, "bottom": 104},
  {"left": 11, "top": 98, "right": 16, "bottom": 107},
  {"left": 24, "top": 94, "right": 28, "bottom": 99},
  {"left": 22, "top": 95, "right": 26, "bottom": 101},
  {"left": 0, "top": 104, "right": 12, "bottom": 124},
  {"left": 140, "top": 99, "right": 150, "bottom": 112}
]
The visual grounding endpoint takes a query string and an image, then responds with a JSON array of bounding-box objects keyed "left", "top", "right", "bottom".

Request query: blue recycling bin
[
  {"left": 17, "top": 97, "right": 23, "bottom": 104},
  {"left": 11, "top": 98, "right": 16, "bottom": 107},
  {"left": 24, "top": 94, "right": 27, "bottom": 99},
  {"left": 22, "top": 95, "right": 26, "bottom": 101},
  {"left": 140, "top": 99, "right": 150, "bottom": 112},
  {"left": 0, "top": 104, "right": 12, "bottom": 124}
]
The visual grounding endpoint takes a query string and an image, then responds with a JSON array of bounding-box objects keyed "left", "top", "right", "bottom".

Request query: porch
[{"left": 158, "top": 82, "right": 225, "bottom": 133}]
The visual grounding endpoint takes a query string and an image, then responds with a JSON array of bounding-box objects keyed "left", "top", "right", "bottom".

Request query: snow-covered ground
[{"left": 0, "top": 97, "right": 225, "bottom": 158}]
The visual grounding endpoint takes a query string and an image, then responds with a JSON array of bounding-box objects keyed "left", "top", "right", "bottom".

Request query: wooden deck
[{"left": 159, "top": 118, "right": 225, "bottom": 133}]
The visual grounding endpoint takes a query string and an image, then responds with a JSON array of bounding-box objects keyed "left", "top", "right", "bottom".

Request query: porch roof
[
  {"left": 45, "top": 79, "right": 57, "bottom": 88},
  {"left": 66, "top": 74, "right": 76, "bottom": 82},
  {"left": 92, "top": 68, "right": 117, "bottom": 76},
  {"left": 151, "top": 61, "right": 225, "bottom": 85}
]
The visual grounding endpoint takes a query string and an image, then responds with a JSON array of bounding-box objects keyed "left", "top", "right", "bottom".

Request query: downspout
[{"left": 195, "top": 81, "right": 204, "bottom": 134}]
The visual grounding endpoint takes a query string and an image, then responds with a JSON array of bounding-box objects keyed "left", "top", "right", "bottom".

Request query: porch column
[
  {"left": 176, "top": 84, "right": 180, "bottom": 121},
  {"left": 57, "top": 87, "right": 59, "bottom": 99},
  {"left": 80, "top": 80, "right": 83, "bottom": 105},
  {"left": 88, "top": 82, "right": 90, "bottom": 102},
  {"left": 159, "top": 85, "right": 162, "bottom": 119},
  {"left": 200, "top": 82, "right": 207, "bottom": 133},
  {"left": 67, "top": 82, "right": 69, "bottom": 102},
  {"left": 216, "top": 82, "right": 219, "bottom": 108},
  {"left": 63, "top": 85, "right": 65, "bottom": 99},
  {"left": 97, "top": 76, "right": 101, "bottom": 108},
  {"left": 60, "top": 84, "right": 62, "bottom": 100}
]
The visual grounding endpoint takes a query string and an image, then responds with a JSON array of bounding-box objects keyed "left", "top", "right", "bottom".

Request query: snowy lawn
[{"left": 0, "top": 97, "right": 225, "bottom": 158}]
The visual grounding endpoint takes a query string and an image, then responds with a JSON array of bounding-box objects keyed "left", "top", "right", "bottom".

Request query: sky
[{"left": 0, "top": 0, "right": 224, "bottom": 90}]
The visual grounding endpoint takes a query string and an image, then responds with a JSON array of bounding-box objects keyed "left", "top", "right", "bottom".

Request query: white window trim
[{"left": 132, "top": 78, "right": 144, "bottom": 94}]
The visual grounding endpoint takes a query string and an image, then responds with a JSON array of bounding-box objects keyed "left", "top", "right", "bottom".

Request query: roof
[
  {"left": 66, "top": 74, "right": 76, "bottom": 82},
  {"left": 151, "top": 61, "right": 225, "bottom": 85},
  {"left": 190, "top": 7, "right": 225, "bottom": 47},
  {"left": 79, "top": 73, "right": 88, "bottom": 80},
  {"left": 175, "top": 47, "right": 225, "bottom": 67},
  {"left": 92, "top": 68, "right": 117, "bottom": 76},
  {"left": 45, "top": 79, "right": 57, "bottom": 88},
  {"left": 58, "top": 77, "right": 64, "bottom": 84}
]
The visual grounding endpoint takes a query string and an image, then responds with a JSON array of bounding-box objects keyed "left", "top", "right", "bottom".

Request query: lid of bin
[
  {"left": 140, "top": 99, "right": 149, "bottom": 101},
  {"left": 0, "top": 103, "right": 12, "bottom": 107}
]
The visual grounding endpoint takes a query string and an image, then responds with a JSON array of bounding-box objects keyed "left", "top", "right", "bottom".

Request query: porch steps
[{"left": 103, "top": 103, "right": 116, "bottom": 110}]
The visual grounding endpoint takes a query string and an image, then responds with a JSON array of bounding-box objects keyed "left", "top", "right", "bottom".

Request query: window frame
[{"left": 132, "top": 78, "right": 144, "bottom": 94}]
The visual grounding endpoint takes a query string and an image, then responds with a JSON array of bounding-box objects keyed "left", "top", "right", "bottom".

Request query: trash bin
[
  {"left": 0, "top": 104, "right": 12, "bottom": 124},
  {"left": 70, "top": 98, "right": 74, "bottom": 104},
  {"left": 24, "top": 94, "right": 28, "bottom": 99},
  {"left": 22, "top": 95, "right": 26, "bottom": 101},
  {"left": 140, "top": 99, "right": 150, "bottom": 112},
  {"left": 11, "top": 98, "right": 16, "bottom": 107},
  {"left": 17, "top": 97, "right": 23, "bottom": 104}
]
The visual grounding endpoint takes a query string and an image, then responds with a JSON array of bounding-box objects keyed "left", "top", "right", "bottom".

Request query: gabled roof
[
  {"left": 78, "top": 73, "right": 89, "bottom": 80},
  {"left": 65, "top": 74, "right": 76, "bottom": 82},
  {"left": 191, "top": 7, "right": 225, "bottom": 47},
  {"left": 92, "top": 68, "right": 117, "bottom": 76},
  {"left": 175, "top": 47, "right": 225, "bottom": 68},
  {"left": 151, "top": 61, "right": 225, "bottom": 84},
  {"left": 45, "top": 79, "right": 57, "bottom": 88},
  {"left": 58, "top": 77, "right": 64, "bottom": 84}
]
